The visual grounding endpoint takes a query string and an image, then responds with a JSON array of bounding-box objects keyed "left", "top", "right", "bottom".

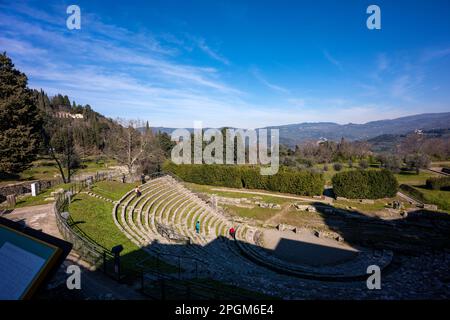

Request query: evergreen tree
[
  {"left": 0, "top": 53, "right": 42, "bottom": 174},
  {"left": 157, "top": 131, "right": 175, "bottom": 157}
]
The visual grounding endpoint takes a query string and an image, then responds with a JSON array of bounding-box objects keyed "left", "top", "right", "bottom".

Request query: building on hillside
[
  {"left": 316, "top": 137, "right": 328, "bottom": 145},
  {"left": 55, "top": 111, "right": 84, "bottom": 119}
]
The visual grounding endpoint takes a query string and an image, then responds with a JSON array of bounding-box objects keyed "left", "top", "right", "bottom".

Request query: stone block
[
  {"left": 31, "top": 182, "right": 39, "bottom": 197},
  {"left": 294, "top": 204, "right": 309, "bottom": 211},
  {"left": 6, "top": 194, "right": 16, "bottom": 207},
  {"left": 424, "top": 204, "right": 438, "bottom": 211}
]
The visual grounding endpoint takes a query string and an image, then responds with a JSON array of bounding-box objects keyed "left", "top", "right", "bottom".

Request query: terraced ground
[{"left": 109, "top": 175, "right": 450, "bottom": 299}]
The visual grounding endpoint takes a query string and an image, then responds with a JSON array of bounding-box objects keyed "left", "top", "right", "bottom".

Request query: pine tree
[{"left": 0, "top": 53, "right": 42, "bottom": 174}]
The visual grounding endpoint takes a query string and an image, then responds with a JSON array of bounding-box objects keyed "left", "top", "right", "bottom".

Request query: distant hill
[
  {"left": 148, "top": 112, "right": 450, "bottom": 147},
  {"left": 368, "top": 128, "right": 450, "bottom": 153},
  {"left": 265, "top": 112, "right": 450, "bottom": 146}
]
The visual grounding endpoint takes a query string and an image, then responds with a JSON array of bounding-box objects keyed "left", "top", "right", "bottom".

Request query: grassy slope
[
  {"left": 68, "top": 192, "right": 176, "bottom": 273},
  {"left": 394, "top": 170, "right": 439, "bottom": 185},
  {"left": 395, "top": 168, "right": 449, "bottom": 212},
  {"left": 90, "top": 181, "right": 135, "bottom": 201},
  {"left": 408, "top": 186, "right": 450, "bottom": 211}
]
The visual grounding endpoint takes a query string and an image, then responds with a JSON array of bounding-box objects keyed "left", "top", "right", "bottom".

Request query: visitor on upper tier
[
  {"left": 195, "top": 220, "right": 200, "bottom": 234},
  {"left": 229, "top": 227, "right": 236, "bottom": 239},
  {"left": 135, "top": 186, "right": 141, "bottom": 197}
]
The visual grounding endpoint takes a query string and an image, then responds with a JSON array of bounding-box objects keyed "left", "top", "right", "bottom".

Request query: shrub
[
  {"left": 297, "top": 158, "right": 315, "bottom": 168},
  {"left": 359, "top": 160, "right": 369, "bottom": 169},
  {"left": 426, "top": 177, "right": 450, "bottom": 190},
  {"left": 333, "top": 163, "right": 343, "bottom": 171},
  {"left": 332, "top": 169, "right": 398, "bottom": 199},
  {"left": 163, "top": 161, "right": 324, "bottom": 196},
  {"left": 348, "top": 160, "right": 353, "bottom": 168},
  {"left": 323, "top": 164, "right": 329, "bottom": 171}
]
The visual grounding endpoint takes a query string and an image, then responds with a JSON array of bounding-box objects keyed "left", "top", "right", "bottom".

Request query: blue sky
[{"left": 1, "top": 0, "right": 450, "bottom": 128}]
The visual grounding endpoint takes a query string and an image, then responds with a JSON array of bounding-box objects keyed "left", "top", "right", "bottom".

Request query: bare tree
[
  {"left": 43, "top": 117, "right": 78, "bottom": 183},
  {"left": 106, "top": 119, "right": 149, "bottom": 174}
]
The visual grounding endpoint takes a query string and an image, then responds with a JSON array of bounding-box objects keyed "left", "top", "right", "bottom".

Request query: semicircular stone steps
[{"left": 112, "top": 175, "right": 395, "bottom": 297}]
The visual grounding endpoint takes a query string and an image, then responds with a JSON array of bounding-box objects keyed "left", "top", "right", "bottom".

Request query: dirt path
[
  {"left": 265, "top": 204, "right": 291, "bottom": 224},
  {"left": 425, "top": 168, "right": 449, "bottom": 176}
]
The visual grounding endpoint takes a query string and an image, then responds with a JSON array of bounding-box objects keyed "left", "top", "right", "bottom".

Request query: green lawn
[
  {"left": 11, "top": 159, "right": 61, "bottom": 182},
  {"left": 68, "top": 193, "right": 176, "bottom": 273},
  {"left": 394, "top": 170, "right": 439, "bottom": 185},
  {"left": 412, "top": 186, "right": 450, "bottom": 211},
  {"left": 90, "top": 181, "right": 135, "bottom": 201},
  {"left": 185, "top": 182, "right": 303, "bottom": 205},
  {"left": 431, "top": 161, "right": 450, "bottom": 168},
  {"left": 333, "top": 198, "right": 391, "bottom": 212},
  {"left": 0, "top": 157, "right": 119, "bottom": 184},
  {"left": 222, "top": 204, "right": 284, "bottom": 221}
]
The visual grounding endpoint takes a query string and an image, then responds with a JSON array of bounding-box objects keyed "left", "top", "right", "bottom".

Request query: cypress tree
[{"left": 0, "top": 53, "right": 42, "bottom": 174}]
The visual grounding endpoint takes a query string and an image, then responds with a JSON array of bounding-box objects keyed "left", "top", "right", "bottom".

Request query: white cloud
[
  {"left": 1, "top": 2, "right": 447, "bottom": 129},
  {"left": 251, "top": 68, "right": 289, "bottom": 94},
  {"left": 323, "top": 50, "right": 343, "bottom": 71},
  {"left": 196, "top": 38, "right": 230, "bottom": 65},
  {"left": 421, "top": 47, "right": 450, "bottom": 62}
]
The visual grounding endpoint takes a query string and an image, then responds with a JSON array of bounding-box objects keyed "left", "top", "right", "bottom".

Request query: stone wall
[{"left": 0, "top": 178, "right": 62, "bottom": 202}]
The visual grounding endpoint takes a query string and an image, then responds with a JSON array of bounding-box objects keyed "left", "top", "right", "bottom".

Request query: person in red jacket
[{"left": 229, "top": 227, "right": 236, "bottom": 239}]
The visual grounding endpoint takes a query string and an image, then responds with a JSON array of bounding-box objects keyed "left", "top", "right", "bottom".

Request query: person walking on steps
[
  {"left": 135, "top": 186, "right": 141, "bottom": 197},
  {"left": 195, "top": 220, "right": 200, "bottom": 234},
  {"left": 229, "top": 227, "right": 236, "bottom": 239}
]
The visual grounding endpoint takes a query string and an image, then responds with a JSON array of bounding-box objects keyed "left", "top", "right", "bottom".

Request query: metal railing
[
  {"left": 54, "top": 194, "right": 114, "bottom": 270},
  {"left": 53, "top": 171, "right": 262, "bottom": 299}
]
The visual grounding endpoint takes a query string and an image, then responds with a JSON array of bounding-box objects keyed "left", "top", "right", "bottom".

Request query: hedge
[
  {"left": 332, "top": 169, "right": 398, "bottom": 199},
  {"left": 163, "top": 162, "right": 324, "bottom": 196},
  {"left": 426, "top": 176, "right": 450, "bottom": 190}
]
